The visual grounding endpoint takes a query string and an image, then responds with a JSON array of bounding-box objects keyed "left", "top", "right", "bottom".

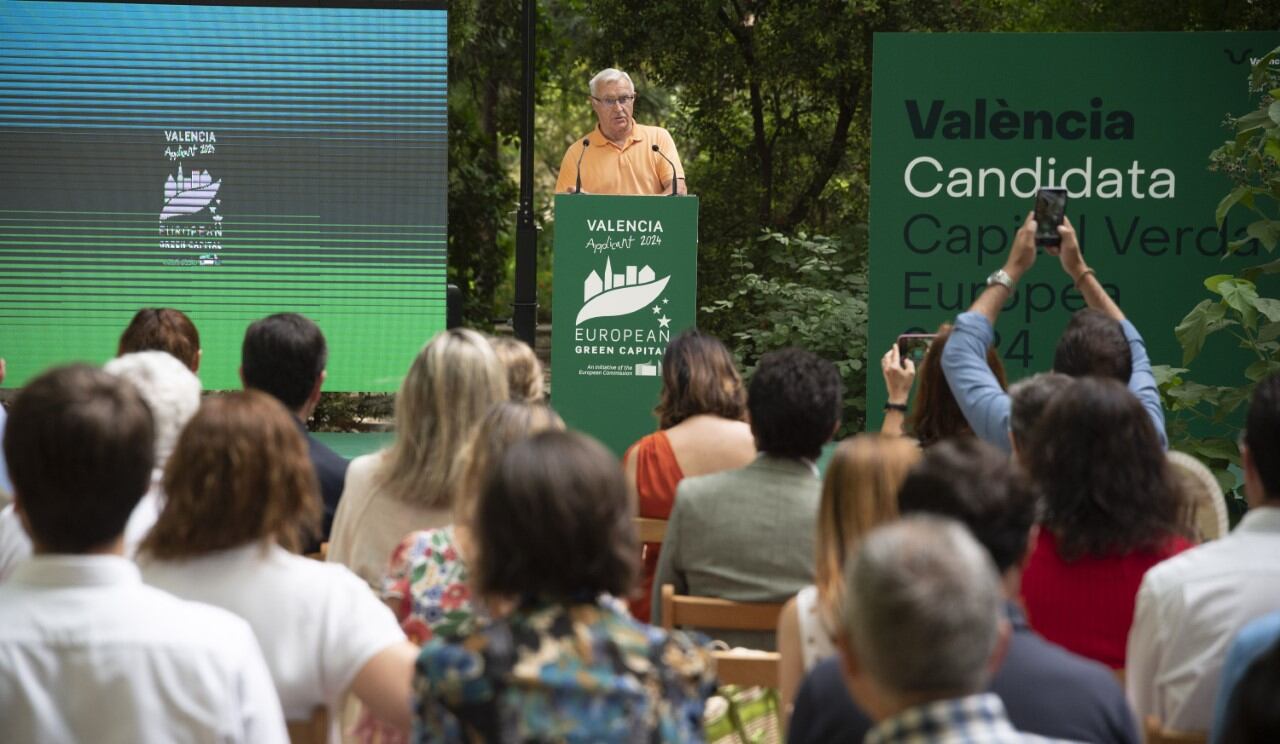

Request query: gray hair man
[
  {"left": 1007, "top": 371, "right": 1072, "bottom": 463},
  {"left": 839, "top": 516, "right": 1080, "bottom": 743},
  {"left": 553, "top": 67, "right": 686, "bottom": 195}
]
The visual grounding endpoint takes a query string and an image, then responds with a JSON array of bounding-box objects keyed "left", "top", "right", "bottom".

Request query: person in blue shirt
[{"left": 940, "top": 212, "right": 1166, "bottom": 454}]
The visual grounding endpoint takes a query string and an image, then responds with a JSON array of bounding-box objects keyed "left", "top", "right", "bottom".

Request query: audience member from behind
[
  {"left": 791, "top": 440, "right": 1137, "bottom": 744},
  {"left": 1022, "top": 377, "right": 1191, "bottom": 669},
  {"left": 941, "top": 212, "right": 1166, "bottom": 453},
  {"left": 490, "top": 336, "right": 544, "bottom": 402},
  {"left": 383, "top": 401, "right": 565, "bottom": 643},
  {"left": 356, "top": 402, "right": 564, "bottom": 743},
  {"left": 241, "top": 312, "right": 347, "bottom": 546},
  {"left": 0, "top": 351, "right": 200, "bottom": 581},
  {"left": 1006, "top": 372, "right": 1073, "bottom": 465},
  {"left": 624, "top": 330, "right": 756, "bottom": 621},
  {"left": 778, "top": 434, "right": 920, "bottom": 713},
  {"left": 1128, "top": 372, "right": 1280, "bottom": 733},
  {"left": 0, "top": 365, "right": 286, "bottom": 743},
  {"left": 415, "top": 430, "right": 715, "bottom": 741},
  {"left": 140, "top": 391, "right": 415, "bottom": 738},
  {"left": 650, "top": 347, "right": 842, "bottom": 648},
  {"left": 329, "top": 329, "right": 506, "bottom": 588},
  {"left": 839, "top": 517, "right": 1075, "bottom": 743},
  {"left": 118, "top": 307, "right": 201, "bottom": 372},
  {"left": 880, "top": 325, "right": 1006, "bottom": 446}
]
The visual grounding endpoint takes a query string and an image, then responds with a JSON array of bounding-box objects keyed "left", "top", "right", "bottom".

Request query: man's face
[{"left": 591, "top": 79, "right": 635, "bottom": 143}]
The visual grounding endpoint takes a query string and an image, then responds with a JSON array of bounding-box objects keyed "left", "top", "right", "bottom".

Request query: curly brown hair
[
  {"left": 907, "top": 324, "right": 1007, "bottom": 447},
  {"left": 118, "top": 307, "right": 201, "bottom": 372},
  {"left": 654, "top": 330, "right": 747, "bottom": 430},
  {"left": 140, "top": 390, "right": 321, "bottom": 558},
  {"left": 1028, "top": 377, "right": 1185, "bottom": 561}
]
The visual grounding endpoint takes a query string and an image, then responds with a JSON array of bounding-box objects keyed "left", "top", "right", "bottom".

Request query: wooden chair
[
  {"left": 659, "top": 584, "right": 785, "bottom": 635},
  {"left": 286, "top": 706, "right": 328, "bottom": 744},
  {"left": 635, "top": 517, "right": 667, "bottom": 543},
  {"left": 1144, "top": 716, "right": 1207, "bottom": 744},
  {"left": 712, "top": 648, "right": 782, "bottom": 689}
]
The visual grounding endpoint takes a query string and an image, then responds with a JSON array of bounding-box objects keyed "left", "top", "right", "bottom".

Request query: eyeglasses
[{"left": 591, "top": 94, "right": 635, "bottom": 107}]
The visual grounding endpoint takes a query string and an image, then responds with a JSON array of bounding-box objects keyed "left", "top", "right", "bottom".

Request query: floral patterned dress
[
  {"left": 384, "top": 526, "right": 477, "bottom": 644},
  {"left": 413, "top": 596, "right": 717, "bottom": 743},
  {"left": 354, "top": 526, "right": 478, "bottom": 743}
]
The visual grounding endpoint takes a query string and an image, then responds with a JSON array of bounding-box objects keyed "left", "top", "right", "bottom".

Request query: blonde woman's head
[{"left": 381, "top": 329, "right": 508, "bottom": 507}]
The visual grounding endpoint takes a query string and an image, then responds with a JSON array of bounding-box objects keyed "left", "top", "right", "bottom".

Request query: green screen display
[
  {"left": 868, "top": 32, "right": 1280, "bottom": 415},
  {"left": 0, "top": 1, "right": 447, "bottom": 390}
]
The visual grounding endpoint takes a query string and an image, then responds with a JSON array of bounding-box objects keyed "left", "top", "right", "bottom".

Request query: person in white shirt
[
  {"left": 1126, "top": 372, "right": 1280, "bottom": 732},
  {"left": 0, "top": 351, "right": 200, "bottom": 582},
  {"left": 139, "top": 390, "right": 416, "bottom": 741},
  {"left": 0, "top": 364, "right": 287, "bottom": 743}
]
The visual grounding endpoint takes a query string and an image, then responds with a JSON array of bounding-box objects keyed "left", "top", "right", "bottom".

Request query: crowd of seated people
[{"left": 1, "top": 207, "right": 1280, "bottom": 744}]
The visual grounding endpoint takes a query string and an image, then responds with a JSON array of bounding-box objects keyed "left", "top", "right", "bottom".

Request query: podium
[{"left": 550, "top": 194, "right": 698, "bottom": 456}]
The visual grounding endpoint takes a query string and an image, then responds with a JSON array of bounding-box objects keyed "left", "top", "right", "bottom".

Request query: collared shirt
[
  {"left": 940, "top": 311, "right": 1167, "bottom": 453},
  {"left": 1126, "top": 506, "right": 1280, "bottom": 731},
  {"left": 0, "top": 554, "right": 288, "bottom": 743},
  {"left": 867, "top": 693, "right": 1082, "bottom": 743},
  {"left": 788, "top": 603, "right": 1137, "bottom": 744},
  {"left": 554, "top": 123, "right": 684, "bottom": 195}
]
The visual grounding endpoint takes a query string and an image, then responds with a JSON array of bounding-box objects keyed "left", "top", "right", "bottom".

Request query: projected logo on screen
[
  {"left": 158, "top": 130, "right": 225, "bottom": 264},
  {"left": 161, "top": 165, "right": 222, "bottom": 221}
]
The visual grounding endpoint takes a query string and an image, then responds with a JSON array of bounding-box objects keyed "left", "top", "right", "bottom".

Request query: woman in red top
[
  {"left": 623, "top": 330, "right": 755, "bottom": 621},
  {"left": 1020, "top": 376, "right": 1193, "bottom": 668}
]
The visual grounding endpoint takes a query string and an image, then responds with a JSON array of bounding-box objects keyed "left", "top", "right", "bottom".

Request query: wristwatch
[{"left": 986, "top": 268, "right": 1014, "bottom": 291}]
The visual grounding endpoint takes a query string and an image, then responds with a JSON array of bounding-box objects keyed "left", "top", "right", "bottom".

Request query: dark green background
[{"left": 868, "top": 31, "right": 1280, "bottom": 417}]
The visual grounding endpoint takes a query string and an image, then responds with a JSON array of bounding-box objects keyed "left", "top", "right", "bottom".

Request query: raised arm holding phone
[{"left": 941, "top": 200, "right": 1166, "bottom": 454}]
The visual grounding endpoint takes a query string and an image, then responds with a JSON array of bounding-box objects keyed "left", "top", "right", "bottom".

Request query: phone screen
[
  {"left": 896, "top": 334, "right": 936, "bottom": 367},
  {"left": 1034, "top": 188, "right": 1068, "bottom": 246}
]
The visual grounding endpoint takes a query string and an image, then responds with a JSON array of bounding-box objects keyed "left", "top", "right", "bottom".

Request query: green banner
[
  {"left": 551, "top": 194, "right": 698, "bottom": 455},
  {"left": 868, "top": 32, "right": 1280, "bottom": 419}
]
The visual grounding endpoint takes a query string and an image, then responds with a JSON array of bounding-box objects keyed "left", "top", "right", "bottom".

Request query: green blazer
[{"left": 649, "top": 454, "right": 820, "bottom": 650}]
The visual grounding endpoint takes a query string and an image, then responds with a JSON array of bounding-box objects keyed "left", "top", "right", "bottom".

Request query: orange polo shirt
[{"left": 554, "top": 124, "right": 685, "bottom": 195}]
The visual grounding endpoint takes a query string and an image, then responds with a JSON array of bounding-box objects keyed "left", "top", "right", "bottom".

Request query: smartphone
[
  {"left": 1034, "top": 187, "right": 1068, "bottom": 250},
  {"left": 896, "top": 333, "right": 936, "bottom": 368}
]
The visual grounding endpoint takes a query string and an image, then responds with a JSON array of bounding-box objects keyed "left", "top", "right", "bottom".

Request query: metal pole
[{"left": 512, "top": 0, "right": 537, "bottom": 346}]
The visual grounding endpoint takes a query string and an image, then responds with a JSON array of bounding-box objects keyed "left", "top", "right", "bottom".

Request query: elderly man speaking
[{"left": 554, "top": 68, "right": 686, "bottom": 195}]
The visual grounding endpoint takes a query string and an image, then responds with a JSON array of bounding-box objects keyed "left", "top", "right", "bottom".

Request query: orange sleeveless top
[{"left": 626, "top": 431, "right": 684, "bottom": 622}]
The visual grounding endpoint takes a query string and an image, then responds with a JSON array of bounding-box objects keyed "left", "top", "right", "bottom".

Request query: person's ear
[
  {"left": 238, "top": 365, "right": 245, "bottom": 388},
  {"left": 191, "top": 348, "right": 202, "bottom": 374},
  {"left": 985, "top": 617, "right": 1012, "bottom": 679}
]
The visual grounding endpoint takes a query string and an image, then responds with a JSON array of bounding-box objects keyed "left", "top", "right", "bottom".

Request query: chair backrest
[
  {"left": 1144, "top": 716, "right": 1207, "bottom": 744},
  {"left": 635, "top": 517, "right": 667, "bottom": 543},
  {"left": 659, "top": 584, "right": 785, "bottom": 634},
  {"left": 712, "top": 648, "right": 781, "bottom": 688},
  {"left": 286, "top": 706, "right": 329, "bottom": 744},
  {"left": 1167, "top": 451, "right": 1229, "bottom": 542}
]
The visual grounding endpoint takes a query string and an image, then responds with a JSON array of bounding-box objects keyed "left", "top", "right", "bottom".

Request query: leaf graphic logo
[
  {"left": 161, "top": 165, "right": 221, "bottom": 221},
  {"left": 577, "top": 256, "right": 670, "bottom": 325}
]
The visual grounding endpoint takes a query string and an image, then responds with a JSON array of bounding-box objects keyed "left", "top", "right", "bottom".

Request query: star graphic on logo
[
  {"left": 657, "top": 315, "right": 672, "bottom": 329},
  {"left": 652, "top": 305, "right": 662, "bottom": 314},
  {"left": 663, "top": 298, "right": 669, "bottom": 304}
]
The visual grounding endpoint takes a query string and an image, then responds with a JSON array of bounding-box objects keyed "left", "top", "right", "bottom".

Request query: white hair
[
  {"left": 104, "top": 351, "right": 201, "bottom": 470},
  {"left": 589, "top": 68, "right": 634, "bottom": 97},
  {"left": 842, "top": 515, "right": 1003, "bottom": 697}
]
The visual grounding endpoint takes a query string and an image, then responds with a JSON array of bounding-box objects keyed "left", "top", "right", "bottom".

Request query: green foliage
[
  {"left": 1157, "top": 46, "right": 1280, "bottom": 511},
  {"left": 700, "top": 229, "right": 869, "bottom": 436}
]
